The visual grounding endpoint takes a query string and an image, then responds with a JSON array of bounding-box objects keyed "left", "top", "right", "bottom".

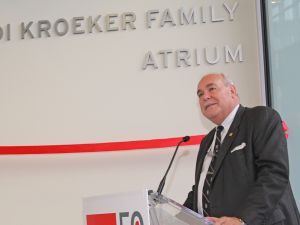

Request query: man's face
[{"left": 197, "top": 74, "right": 238, "bottom": 125}]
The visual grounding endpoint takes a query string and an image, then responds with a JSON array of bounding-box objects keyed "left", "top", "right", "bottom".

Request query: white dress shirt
[{"left": 197, "top": 104, "right": 239, "bottom": 214}]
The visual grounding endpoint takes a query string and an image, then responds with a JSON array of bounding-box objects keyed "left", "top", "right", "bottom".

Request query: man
[{"left": 184, "top": 73, "right": 300, "bottom": 225}]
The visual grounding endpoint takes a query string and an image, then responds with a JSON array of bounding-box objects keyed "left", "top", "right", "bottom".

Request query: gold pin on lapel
[{"left": 229, "top": 132, "right": 233, "bottom": 137}]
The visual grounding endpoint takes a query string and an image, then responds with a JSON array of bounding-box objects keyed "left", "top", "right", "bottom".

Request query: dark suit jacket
[{"left": 184, "top": 105, "right": 300, "bottom": 225}]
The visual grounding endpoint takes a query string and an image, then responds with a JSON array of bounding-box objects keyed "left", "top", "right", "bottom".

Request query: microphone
[{"left": 156, "top": 136, "right": 190, "bottom": 195}]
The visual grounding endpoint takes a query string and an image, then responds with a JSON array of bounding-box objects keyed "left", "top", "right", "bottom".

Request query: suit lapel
[
  {"left": 193, "top": 129, "right": 215, "bottom": 211},
  {"left": 195, "top": 130, "right": 215, "bottom": 185},
  {"left": 212, "top": 105, "right": 246, "bottom": 182}
]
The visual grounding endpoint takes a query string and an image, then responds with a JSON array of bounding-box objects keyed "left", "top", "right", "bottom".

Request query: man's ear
[{"left": 229, "top": 84, "right": 237, "bottom": 97}]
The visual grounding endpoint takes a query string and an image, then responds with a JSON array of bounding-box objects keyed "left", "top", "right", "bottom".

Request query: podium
[
  {"left": 83, "top": 189, "right": 212, "bottom": 225},
  {"left": 148, "top": 191, "right": 212, "bottom": 225}
]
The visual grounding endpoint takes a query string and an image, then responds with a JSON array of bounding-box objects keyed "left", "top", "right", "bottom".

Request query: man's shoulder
[
  {"left": 244, "top": 105, "right": 277, "bottom": 115},
  {"left": 242, "top": 105, "right": 281, "bottom": 122}
]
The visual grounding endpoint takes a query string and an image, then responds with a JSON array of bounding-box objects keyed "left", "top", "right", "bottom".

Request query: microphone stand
[{"left": 156, "top": 136, "right": 190, "bottom": 195}]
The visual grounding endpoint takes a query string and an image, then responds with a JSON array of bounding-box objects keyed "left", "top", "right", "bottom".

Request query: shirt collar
[{"left": 221, "top": 104, "right": 239, "bottom": 132}]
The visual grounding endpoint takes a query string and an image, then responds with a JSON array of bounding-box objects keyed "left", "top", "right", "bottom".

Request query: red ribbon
[{"left": 0, "top": 135, "right": 205, "bottom": 155}]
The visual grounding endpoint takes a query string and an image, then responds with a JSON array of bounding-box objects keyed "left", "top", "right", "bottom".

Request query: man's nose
[{"left": 201, "top": 91, "right": 211, "bottom": 100}]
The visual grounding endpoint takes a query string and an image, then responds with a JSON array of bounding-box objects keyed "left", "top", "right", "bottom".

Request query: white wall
[
  {"left": 0, "top": 147, "right": 197, "bottom": 225},
  {"left": 0, "top": 0, "right": 264, "bottom": 225}
]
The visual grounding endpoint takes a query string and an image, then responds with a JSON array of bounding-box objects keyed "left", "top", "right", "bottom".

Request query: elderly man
[{"left": 184, "top": 73, "right": 300, "bottom": 225}]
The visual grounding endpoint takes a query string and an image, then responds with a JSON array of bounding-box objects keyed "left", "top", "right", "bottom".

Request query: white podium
[{"left": 83, "top": 190, "right": 212, "bottom": 225}]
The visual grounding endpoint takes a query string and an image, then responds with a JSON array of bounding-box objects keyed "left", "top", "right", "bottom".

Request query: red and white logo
[{"left": 86, "top": 211, "right": 144, "bottom": 225}]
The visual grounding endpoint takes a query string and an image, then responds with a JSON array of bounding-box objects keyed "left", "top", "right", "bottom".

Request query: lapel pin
[{"left": 229, "top": 132, "right": 233, "bottom": 137}]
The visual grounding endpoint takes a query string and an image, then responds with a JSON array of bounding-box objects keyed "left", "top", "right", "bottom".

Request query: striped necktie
[{"left": 202, "top": 125, "right": 224, "bottom": 217}]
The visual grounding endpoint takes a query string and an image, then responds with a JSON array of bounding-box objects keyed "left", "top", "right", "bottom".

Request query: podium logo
[{"left": 86, "top": 211, "right": 144, "bottom": 225}]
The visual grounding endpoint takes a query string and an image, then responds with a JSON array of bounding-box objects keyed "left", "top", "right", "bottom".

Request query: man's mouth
[{"left": 205, "top": 103, "right": 217, "bottom": 110}]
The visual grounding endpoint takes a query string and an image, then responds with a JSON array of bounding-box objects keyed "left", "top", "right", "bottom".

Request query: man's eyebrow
[
  {"left": 197, "top": 82, "right": 217, "bottom": 95},
  {"left": 205, "top": 83, "right": 216, "bottom": 88}
]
